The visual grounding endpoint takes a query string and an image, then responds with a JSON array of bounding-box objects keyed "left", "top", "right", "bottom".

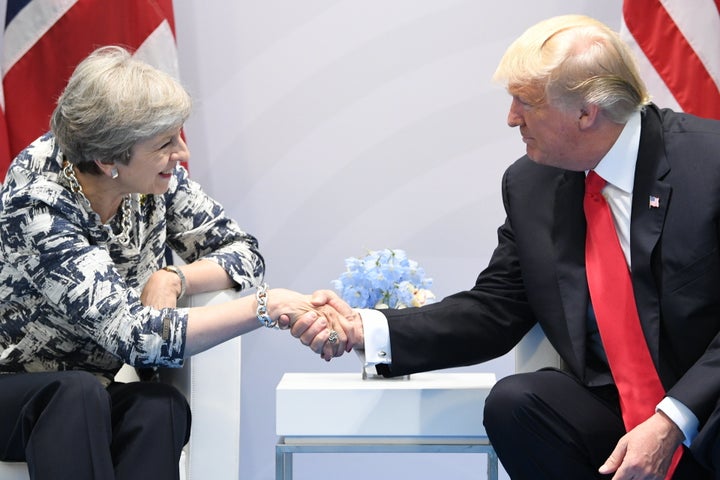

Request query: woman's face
[{"left": 118, "top": 128, "right": 189, "bottom": 195}]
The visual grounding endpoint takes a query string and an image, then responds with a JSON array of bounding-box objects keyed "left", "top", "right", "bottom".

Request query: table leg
[
  {"left": 486, "top": 447, "right": 498, "bottom": 480},
  {"left": 275, "top": 446, "right": 292, "bottom": 480}
]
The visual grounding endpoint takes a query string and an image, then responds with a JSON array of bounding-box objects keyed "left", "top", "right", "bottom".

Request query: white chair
[
  {"left": 0, "top": 460, "right": 27, "bottom": 479},
  {"left": 515, "top": 323, "right": 565, "bottom": 373},
  {"left": 0, "top": 289, "right": 243, "bottom": 480}
]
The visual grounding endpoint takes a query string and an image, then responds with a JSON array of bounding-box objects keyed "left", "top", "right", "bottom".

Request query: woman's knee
[
  {"left": 19, "top": 371, "right": 113, "bottom": 455},
  {"left": 29, "top": 371, "right": 110, "bottom": 416},
  {"left": 136, "top": 382, "right": 188, "bottom": 412},
  {"left": 110, "top": 382, "right": 191, "bottom": 443}
]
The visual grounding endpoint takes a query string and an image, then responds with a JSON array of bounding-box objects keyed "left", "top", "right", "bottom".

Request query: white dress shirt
[{"left": 357, "top": 111, "right": 698, "bottom": 445}]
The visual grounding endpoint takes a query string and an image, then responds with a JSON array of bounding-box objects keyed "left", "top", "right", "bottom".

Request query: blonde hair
[
  {"left": 493, "top": 15, "right": 650, "bottom": 123},
  {"left": 51, "top": 46, "right": 192, "bottom": 173}
]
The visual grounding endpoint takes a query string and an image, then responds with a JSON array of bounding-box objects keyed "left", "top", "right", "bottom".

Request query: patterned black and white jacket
[{"left": 0, "top": 133, "right": 264, "bottom": 384}]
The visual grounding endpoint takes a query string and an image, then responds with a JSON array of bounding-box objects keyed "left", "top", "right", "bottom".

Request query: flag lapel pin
[{"left": 649, "top": 195, "right": 660, "bottom": 208}]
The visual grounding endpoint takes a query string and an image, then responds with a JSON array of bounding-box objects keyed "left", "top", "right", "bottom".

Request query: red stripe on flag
[
  {"left": 2, "top": 0, "right": 171, "bottom": 160},
  {"left": 623, "top": 0, "right": 720, "bottom": 119},
  {"left": 0, "top": 108, "right": 12, "bottom": 181},
  {"left": 155, "top": 0, "right": 176, "bottom": 36}
]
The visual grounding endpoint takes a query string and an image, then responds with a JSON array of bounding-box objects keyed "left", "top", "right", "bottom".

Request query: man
[{"left": 296, "top": 14, "right": 720, "bottom": 479}]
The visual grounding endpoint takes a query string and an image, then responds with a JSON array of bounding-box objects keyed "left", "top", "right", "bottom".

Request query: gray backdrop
[{"left": 173, "top": 2, "right": 623, "bottom": 478}]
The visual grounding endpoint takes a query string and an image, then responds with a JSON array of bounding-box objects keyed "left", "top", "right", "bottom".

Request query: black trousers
[
  {"left": 483, "top": 369, "right": 717, "bottom": 479},
  {"left": 0, "top": 370, "right": 191, "bottom": 480}
]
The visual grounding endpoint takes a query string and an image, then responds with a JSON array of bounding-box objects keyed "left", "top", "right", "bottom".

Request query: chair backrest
[
  {"left": 0, "top": 461, "right": 30, "bottom": 480},
  {"left": 515, "top": 323, "right": 566, "bottom": 373}
]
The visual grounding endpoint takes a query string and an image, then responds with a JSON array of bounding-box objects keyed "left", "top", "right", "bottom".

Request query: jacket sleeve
[{"left": 163, "top": 166, "right": 265, "bottom": 291}]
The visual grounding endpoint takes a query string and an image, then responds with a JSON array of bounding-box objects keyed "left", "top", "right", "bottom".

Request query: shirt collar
[{"left": 591, "top": 110, "right": 641, "bottom": 194}]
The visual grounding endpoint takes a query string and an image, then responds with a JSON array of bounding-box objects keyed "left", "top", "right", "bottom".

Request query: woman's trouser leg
[
  {"left": 107, "top": 380, "right": 191, "bottom": 480},
  {"left": 0, "top": 370, "right": 115, "bottom": 479}
]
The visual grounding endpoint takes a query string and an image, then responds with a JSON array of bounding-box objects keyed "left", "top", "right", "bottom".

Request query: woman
[{"left": 0, "top": 46, "right": 339, "bottom": 480}]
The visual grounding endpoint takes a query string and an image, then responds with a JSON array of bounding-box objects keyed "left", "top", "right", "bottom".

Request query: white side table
[{"left": 275, "top": 372, "right": 498, "bottom": 480}]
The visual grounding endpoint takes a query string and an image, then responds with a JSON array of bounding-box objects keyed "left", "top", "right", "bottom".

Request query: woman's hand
[
  {"left": 270, "top": 288, "right": 348, "bottom": 360},
  {"left": 311, "top": 290, "right": 364, "bottom": 350},
  {"left": 140, "top": 268, "right": 182, "bottom": 309}
]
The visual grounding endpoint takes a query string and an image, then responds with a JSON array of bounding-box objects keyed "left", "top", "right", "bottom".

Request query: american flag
[
  {"left": 0, "top": 0, "right": 179, "bottom": 180},
  {"left": 620, "top": 4, "right": 717, "bottom": 471},
  {"left": 621, "top": 0, "right": 720, "bottom": 120}
]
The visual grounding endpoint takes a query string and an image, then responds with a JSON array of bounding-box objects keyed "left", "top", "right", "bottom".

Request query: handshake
[{"left": 273, "top": 289, "right": 366, "bottom": 361}]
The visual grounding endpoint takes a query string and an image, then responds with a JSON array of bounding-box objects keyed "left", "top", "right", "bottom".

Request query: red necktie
[{"left": 584, "top": 171, "right": 681, "bottom": 478}]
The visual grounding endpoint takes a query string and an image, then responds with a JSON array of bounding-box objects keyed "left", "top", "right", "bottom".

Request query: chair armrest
[
  {"left": 167, "top": 288, "right": 245, "bottom": 480},
  {"left": 115, "top": 288, "right": 245, "bottom": 480}
]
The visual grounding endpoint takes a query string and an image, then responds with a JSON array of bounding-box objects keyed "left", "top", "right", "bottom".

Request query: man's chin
[{"left": 526, "top": 150, "right": 542, "bottom": 164}]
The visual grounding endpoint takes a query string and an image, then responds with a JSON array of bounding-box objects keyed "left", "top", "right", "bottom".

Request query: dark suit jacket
[{"left": 379, "top": 104, "right": 720, "bottom": 428}]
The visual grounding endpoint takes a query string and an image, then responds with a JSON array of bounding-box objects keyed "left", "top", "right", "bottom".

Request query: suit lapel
[
  {"left": 552, "top": 170, "right": 589, "bottom": 375},
  {"left": 547, "top": 107, "right": 669, "bottom": 378},
  {"left": 630, "top": 106, "right": 670, "bottom": 366}
]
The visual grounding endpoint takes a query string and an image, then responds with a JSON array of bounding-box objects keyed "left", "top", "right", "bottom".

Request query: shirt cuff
[
  {"left": 356, "top": 308, "right": 391, "bottom": 365},
  {"left": 656, "top": 396, "right": 699, "bottom": 447}
]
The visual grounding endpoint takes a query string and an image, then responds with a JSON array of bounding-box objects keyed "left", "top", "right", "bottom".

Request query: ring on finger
[{"left": 328, "top": 329, "right": 339, "bottom": 344}]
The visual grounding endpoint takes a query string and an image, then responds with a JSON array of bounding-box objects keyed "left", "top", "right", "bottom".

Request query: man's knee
[{"left": 484, "top": 373, "right": 534, "bottom": 425}]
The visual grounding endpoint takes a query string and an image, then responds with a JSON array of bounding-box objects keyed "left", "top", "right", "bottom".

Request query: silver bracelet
[
  {"left": 163, "top": 265, "right": 186, "bottom": 299},
  {"left": 255, "top": 282, "right": 277, "bottom": 328}
]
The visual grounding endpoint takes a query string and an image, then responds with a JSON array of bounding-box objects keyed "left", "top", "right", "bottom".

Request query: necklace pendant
[
  {"left": 61, "top": 161, "right": 134, "bottom": 246},
  {"left": 115, "top": 195, "right": 133, "bottom": 247}
]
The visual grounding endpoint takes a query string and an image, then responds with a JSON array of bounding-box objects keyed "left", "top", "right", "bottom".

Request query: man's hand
[{"left": 599, "top": 411, "right": 684, "bottom": 479}]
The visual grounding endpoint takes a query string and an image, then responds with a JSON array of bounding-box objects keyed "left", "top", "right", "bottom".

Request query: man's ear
[{"left": 578, "top": 103, "right": 600, "bottom": 130}]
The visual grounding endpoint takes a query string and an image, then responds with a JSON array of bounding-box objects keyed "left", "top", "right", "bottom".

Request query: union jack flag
[{"left": 0, "top": 0, "right": 179, "bottom": 181}]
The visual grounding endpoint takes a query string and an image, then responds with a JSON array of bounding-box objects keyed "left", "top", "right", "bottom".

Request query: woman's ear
[{"left": 94, "top": 159, "right": 118, "bottom": 178}]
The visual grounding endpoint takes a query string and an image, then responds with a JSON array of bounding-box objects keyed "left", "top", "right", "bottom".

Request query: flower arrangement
[{"left": 333, "top": 249, "right": 436, "bottom": 309}]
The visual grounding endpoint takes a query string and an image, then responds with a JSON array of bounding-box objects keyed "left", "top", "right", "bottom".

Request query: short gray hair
[{"left": 51, "top": 45, "right": 192, "bottom": 173}]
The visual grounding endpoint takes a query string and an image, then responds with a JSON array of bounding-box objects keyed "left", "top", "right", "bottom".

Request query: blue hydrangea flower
[{"left": 333, "top": 249, "right": 435, "bottom": 309}]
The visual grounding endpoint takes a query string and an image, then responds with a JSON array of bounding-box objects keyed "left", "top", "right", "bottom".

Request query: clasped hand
[{"left": 277, "top": 290, "right": 363, "bottom": 361}]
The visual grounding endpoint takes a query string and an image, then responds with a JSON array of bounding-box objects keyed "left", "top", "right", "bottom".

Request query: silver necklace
[{"left": 61, "top": 162, "right": 133, "bottom": 246}]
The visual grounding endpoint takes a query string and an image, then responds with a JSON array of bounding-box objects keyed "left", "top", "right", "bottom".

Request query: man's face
[{"left": 506, "top": 84, "right": 585, "bottom": 171}]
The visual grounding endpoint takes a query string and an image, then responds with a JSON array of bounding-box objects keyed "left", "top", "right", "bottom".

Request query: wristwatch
[{"left": 163, "top": 265, "right": 187, "bottom": 299}]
